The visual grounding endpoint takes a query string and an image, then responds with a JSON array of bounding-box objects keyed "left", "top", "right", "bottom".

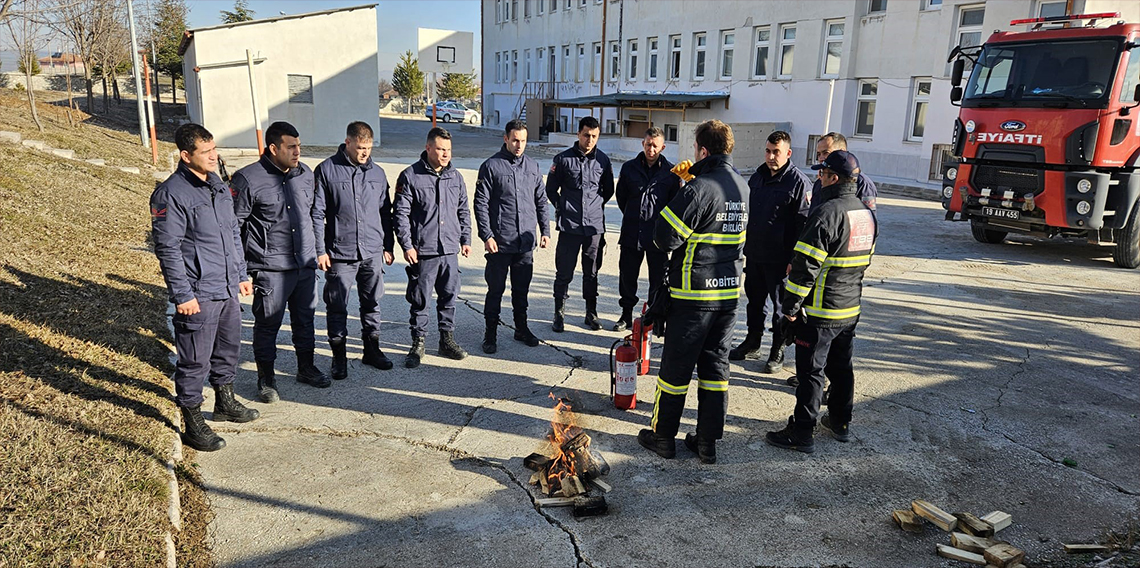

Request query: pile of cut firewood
[{"left": 893, "top": 500, "right": 1024, "bottom": 567}]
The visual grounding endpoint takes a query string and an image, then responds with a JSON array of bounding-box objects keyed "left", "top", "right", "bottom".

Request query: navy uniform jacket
[
  {"left": 810, "top": 172, "right": 877, "bottom": 215},
  {"left": 615, "top": 152, "right": 679, "bottom": 249},
  {"left": 311, "top": 145, "right": 395, "bottom": 261},
  {"left": 745, "top": 162, "right": 813, "bottom": 266},
  {"left": 150, "top": 162, "right": 248, "bottom": 305},
  {"left": 474, "top": 145, "right": 551, "bottom": 254},
  {"left": 394, "top": 152, "right": 472, "bottom": 256},
  {"left": 232, "top": 153, "right": 319, "bottom": 271},
  {"left": 546, "top": 143, "right": 615, "bottom": 236}
]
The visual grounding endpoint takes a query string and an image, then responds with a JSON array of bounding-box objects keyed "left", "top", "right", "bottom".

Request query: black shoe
[
  {"left": 482, "top": 322, "right": 497, "bottom": 354},
  {"left": 684, "top": 432, "right": 717, "bottom": 464},
  {"left": 329, "top": 337, "right": 348, "bottom": 380},
  {"left": 180, "top": 405, "right": 225, "bottom": 452},
  {"left": 821, "top": 414, "right": 850, "bottom": 443},
  {"left": 439, "top": 330, "right": 468, "bottom": 360},
  {"left": 765, "top": 419, "right": 815, "bottom": 454},
  {"left": 296, "top": 349, "right": 331, "bottom": 388},
  {"left": 612, "top": 308, "right": 633, "bottom": 331},
  {"left": 763, "top": 344, "right": 786, "bottom": 374},
  {"left": 637, "top": 428, "right": 676, "bottom": 459},
  {"left": 256, "top": 360, "right": 279, "bottom": 403},
  {"left": 786, "top": 375, "right": 799, "bottom": 388},
  {"left": 405, "top": 336, "right": 425, "bottom": 368},
  {"left": 362, "top": 333, "right": 394, "bottom": 370},
  {"left": 552, "top": 297, "right": 565, "bottom": 333},
  {"left": 212, "top": 383, "right": 259, "bottom": 423},
  {"left": 729, "top": 334, "right": 763, "bottom": 361},
  {"left": 584, "top": 298, "right": 602, "bottom": 331},
  {"left": 514, "top": 325, "right": 540, "bottom": 347}
]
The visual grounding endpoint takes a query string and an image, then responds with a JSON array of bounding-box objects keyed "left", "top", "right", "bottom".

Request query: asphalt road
[{"left": 195, "top": 123, "right": 1139, "bottom": 568}]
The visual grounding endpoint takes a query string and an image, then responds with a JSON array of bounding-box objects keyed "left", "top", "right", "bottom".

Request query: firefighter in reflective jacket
[
  {"left": 766, "top": 150, "right": 877, "bottom": 454},
  {"left": 638, "top": 120, "right": 749, "bottom": 465}
]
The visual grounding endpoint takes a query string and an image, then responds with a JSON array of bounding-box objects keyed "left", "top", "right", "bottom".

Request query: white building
[
  {"left": 481, "top": 0, "right": 1139, "bottom": 186},
  {"left": 179, "top": 5, "right": 380, "bottom": 148}
]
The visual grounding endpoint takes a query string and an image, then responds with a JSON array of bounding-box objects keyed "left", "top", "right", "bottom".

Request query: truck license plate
[{"left": 983, "top": 206, "right": 1020, "bottom": 220}]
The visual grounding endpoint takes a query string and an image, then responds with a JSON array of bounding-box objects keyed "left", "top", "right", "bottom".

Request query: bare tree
[
  {"left": 51, "top": 0, "right": 120, "bottom": 113},
  {"left": 0, "top": 0, "right": 16, "bottom": 22},
  {"left": 5, "top": 0, "right": 48, "bottom": 131},
  {"left": 89, "top": 5, "right": 127, "bottom": 112}
]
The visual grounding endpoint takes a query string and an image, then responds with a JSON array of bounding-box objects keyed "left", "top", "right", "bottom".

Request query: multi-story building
[{"left": 481, "top": 0, "right": 1138, "bottom": 187}]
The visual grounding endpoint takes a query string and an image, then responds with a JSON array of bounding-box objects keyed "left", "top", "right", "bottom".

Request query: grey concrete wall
[{"left": 679, "top": 121, "right": 792, "bottom": 172}]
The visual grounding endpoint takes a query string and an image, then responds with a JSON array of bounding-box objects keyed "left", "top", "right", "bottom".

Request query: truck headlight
[
  {"left": 1076, "top": 200, "right": 1091, "bottom": 215},
  {"left": 946, "top": 167, "right": 957, "bottom": 181},
  {"left": 1076, "top": 179, "right": 1092, "bottom": 194},
  {"left": 943, "top": 186, "right": 954, "bottom": 199}
]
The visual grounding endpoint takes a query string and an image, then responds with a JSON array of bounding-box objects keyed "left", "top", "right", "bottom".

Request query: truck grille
[{"left": 971, "top": 164, "right": 1043, "bottom": 195}]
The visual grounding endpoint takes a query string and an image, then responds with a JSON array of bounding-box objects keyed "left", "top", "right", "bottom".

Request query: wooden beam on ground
[
  {"left": 951, "top": 532, "right": 1001, "bottom": 554},
  {"left": 980, "top": 511, "right": 1012, "bottom": 533},
  {"left": 1063, "top": 543, "right": 1111, "bottom": 554},
  {"left": 955, "top": 512, "right": 995, "bottom": 537},
  {"left": 535, "top": 497, "right": 575, "bottom": 508},
  {"left": 892, "top": 509, "right": 924, "bottom": 533},
  {"left": 936, "top": 544, "right": 988, "bottom": 565},
  {"left": 913, "top": 500, "right": 959, "bottom": 532},
  {"left": 983, "top": 543, "right": 1025, "bottom": 568},
  {"left": 591, "top": 479, "right": 612, "bottom": 493}
]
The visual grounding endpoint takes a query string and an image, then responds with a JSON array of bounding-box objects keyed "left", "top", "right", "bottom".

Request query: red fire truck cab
[{"left": 944, "top": 13, "right": 1140, "bottom": 268}]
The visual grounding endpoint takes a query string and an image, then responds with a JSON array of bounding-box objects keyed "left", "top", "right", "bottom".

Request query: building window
[
  {"left": 537, "top": 0, "right": 543, "bottom": 15},
  {"left": 501, "top": 52, "right": 509, "bottom": 83},
  {"left": 537, "top": 47, "right": 545, "bottom": 79},
  {"left": 821, "top": 20, "right": 844, "bottom": 78},
  {"left": 752, "top": 26, "right": 770, "bottom": 79},
  {"left": 287, "top": 74, "right": 313, "bottom": 104},
  {"left": 550, "top": 0, "right": 558, "bottom": 12},
  {"left": 856, "top": 79, "right": 877, "bottom": 137},
  {"left": 511, "top": 50, "right": 518, "bottom": 82},
  {"left": 924, "top": 0, "right": 942, "bottom": 9},
  {"left": 564, "top": 0, "right": 571, "bottom": 9},
  {"left": 664, "top": 124, "right": 678, "bottom": 142},
  {"left": 592, "top": 42, "right": 601, "bottom": 81},
  {"left": 909, "top": 77, "right": 932, "bottom": 141},
  {"left": 495, "top": 52, "right": 502, "bottom": 82},
  {"left": 778, "top": 24, "right": 795, "bottom": 78},
  {"left": 524, "top": 0, "right": 531, "bottom": 18},
  {"left": 669, "top": 35, "right": 682, "bottom": 80},
  {"left": 1037, "top": 1, "right": 1066, "bottom": 17},
  {"left": 956, "top": 5, "right": 985, "bottom": 70},
  {"left": 610, "top": 41, "right": 620, "bottom": 81},
  {"left": 525, "top": 49, "right": 532, "bottom": 80},
  {"left": 511, "top": 0, "right": 518, "bottom": 20},
  {"left": 692, "top": 32, "right": 707, "bottom": 80},
  {"left": 579, "top": 0, "right": 586, "bottom": 7},
  {"left": 495, "top": 0, "right": 502, "bottom": 23},
  {"left": 869, "top": 0, "right": 887, "bottom": 14},
  {"left": 605, "top": 119, "right": 618, "bottom": 134},
  {"left": 719, "top": 30, "right": 734, "bottom": 80},
  {"left": 562, "top": 45, "right": 571, "bottom": 80},
  {"left": 628, "top": 39, "right": 638, "bottom": 80},
  {"left": 577, "top": 44, "right": 586, "bottom": 82},
  {"left": 647, "top": 37, "right": 659, "bottom": 81}
]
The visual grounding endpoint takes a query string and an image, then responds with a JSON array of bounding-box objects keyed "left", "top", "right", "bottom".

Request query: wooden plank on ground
[
  {"left": 936, "top": 544, "right": 988, "bottom": 565},
  {"left": 955, "top": 512, "right": 995, "bottom": 537},
  {"left": 983, "top": 543, "right": 1025, "bottom": 568},
  {"left": 590, "top": 478, "right": 612, "bottom": 493},
  {"left": 535, "top": 497, "right": 575, "bottom": 508},
  {"left": 980, "top": 511, "right": 1012, "bottom": 533},
  {"left": 951, "top": 532, "right": 1001, "bottom": 554},
  {"left": 892, "top": 509, "right": 924, "bottom": 533},
  {"left": 913, "top": 500, "right": 959, "bottom": 532},
  {"left": 1063, "top": 543, "right": 1110, "bottom": 554}
]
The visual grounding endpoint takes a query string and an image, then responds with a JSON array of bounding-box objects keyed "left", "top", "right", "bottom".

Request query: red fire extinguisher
[
  {"left": 631, "top": 302, "right": 653, "bottom": 376},
  {"left": 609, "top": 336, "right": 638, "bottom": 410}
]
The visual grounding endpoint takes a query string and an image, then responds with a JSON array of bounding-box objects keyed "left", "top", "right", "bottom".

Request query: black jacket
[
  {"left": 809, "top": 172, "right": 877, "bottom": 214},
  {"left": 616, "top": 152, "right": 679, "bottom": 249},
  {"left": 546, "top": 143, "right": 615, "bottom": 235},
  {"left": 474, "top": 145, "right": 551, "bottom": 254},
  {"left": 745, "top": 162, "right": 812, "bottom": 265},
  {"left": 150, "top": 163, "right": 248, "bottom": 305},
  {"left": 311, "top": 145, "right": 395, "bottom": 261},
  {"left": 781, "top": 180, "right": 878, "bottom": 328},
  {"left": 232, "top": 153, "right": 318, "bottom": 271},
  {"left": 655, "top": 154, "right": 749, "bottom": 310},
  {"left": 394, "top": 152, "right": 472, "bottom": 256}
]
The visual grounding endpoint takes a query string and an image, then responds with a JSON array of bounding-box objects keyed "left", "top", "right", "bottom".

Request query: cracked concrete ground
[{"left": 195, "top": 122, "right": 1139, "bottom": 567}]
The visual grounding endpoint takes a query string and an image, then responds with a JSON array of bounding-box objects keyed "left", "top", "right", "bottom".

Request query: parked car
[{"left": 424, "top": 101, "right": 481, "bottom": 124}]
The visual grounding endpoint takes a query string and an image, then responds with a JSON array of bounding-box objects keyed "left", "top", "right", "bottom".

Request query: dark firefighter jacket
[
  {"left": 616, "top": 151, "right": 679, "bottom": 249},
  {"left": 232, "top": 153, "right": 319, "bottom": 271},
  {"left": 474, "top": 145, "right": 551, "bottom": 254},
  {"left": 809, "top": 172, "right": 877, "bottom": 214},
  {"left": 393, "top": 152, "right": 472, "bottom": 256},
  {"left": 744, "top": 161, "right": 812, "bottom": 266},
  {"left": 311, "top": 145, "right": 395, "bottom": 261},
  {"left": 546, "top": 142, "right": 615, "bottom": 235}
]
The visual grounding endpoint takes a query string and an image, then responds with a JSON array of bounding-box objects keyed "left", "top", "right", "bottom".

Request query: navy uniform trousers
[
  {"left": 617, "top": 245, "right": 668, "bottom": 311},
  {"left": 793, "top": 322, "right": 857, "bottom": 431},
  {"left": 553, "top": 233, "right": 603, "bottom": 300},
  {"left": 172, "top": 296, "right": 241, "bottom": 407},
  {"left": 743, "top": 262, "right": 788, "bottom": 343},
  {"left": 406, "top": 254, "right": 459, "bottom": 337},
  {"left": 324, "top": 256, "right": 385, "bottom": 340},
  {"left": 250, "top": 268, "right": 318, "bottom": 362},
  {"left": 484, "top": 250, "right": 533, "bottom": 326},
  {"left": 651, "top": 306, "right": 735, "bottom": 440}
]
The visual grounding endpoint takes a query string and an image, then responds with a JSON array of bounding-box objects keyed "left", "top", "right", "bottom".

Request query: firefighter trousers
[
  {"left": 792, "top": 322, "right": 857, "bottom": 432},
  {"left": 651, "top": 305, "right": 735, "bottom": 440}
]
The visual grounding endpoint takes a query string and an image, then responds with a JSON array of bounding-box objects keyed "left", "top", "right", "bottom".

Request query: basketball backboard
[{"left": 417, "top": 28, "right": 474, "bottom": 74}]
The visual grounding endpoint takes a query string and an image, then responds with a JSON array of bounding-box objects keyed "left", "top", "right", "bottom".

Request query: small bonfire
[{"left": 524, "top": 395, "right": 611, "bottom": 517}]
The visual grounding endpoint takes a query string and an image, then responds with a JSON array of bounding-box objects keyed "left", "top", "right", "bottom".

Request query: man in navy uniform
[
  {"left": 394, "top": 127, "right": 473, "bottom": 368},
  {"left": 232, "top": 121, "right": 330, "bottom": 403},
  {"left": 474, "top": 119, "right": 550, "bottom": 354},
  {"left": 312, "top": 121, "right": 396, "bottom": 379},
  {"left": 151, "top": 123, "right": 259, "bottom": 452},
  {"left": 812, "top": 132, "right": 877, "bottom": 213},
  {"left": 613, "top": 126, "right": 679, "bottom": 331},
  {"left": 546, "top": 116, "right": 615, "bottom": 332}
]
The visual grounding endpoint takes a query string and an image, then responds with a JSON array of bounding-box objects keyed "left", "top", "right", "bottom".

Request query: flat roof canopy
[{"left": 551, "top": 91, "right": 729, "bottom": 109}]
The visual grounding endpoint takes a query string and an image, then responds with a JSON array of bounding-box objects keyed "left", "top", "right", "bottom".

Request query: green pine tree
[
  {"left": 392, "top": 50, "right": 425, "bottom": 112},
  {"left": 219, "top": 0, "right": 255, "bottom": 23},
  {"left": 437, "top": 71, "right": 478, "bottom": 101},
  {"left": 153, "top": 0, "right": 189, "bottom": 99}
]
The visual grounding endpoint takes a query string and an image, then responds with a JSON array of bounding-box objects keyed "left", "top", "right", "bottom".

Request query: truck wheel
[
  {"left": 1112, "top": 199, "right": 1140, "bottom": 269},
  {"left": 970, "top": 219, "right": 1007, "bottom": 244}
]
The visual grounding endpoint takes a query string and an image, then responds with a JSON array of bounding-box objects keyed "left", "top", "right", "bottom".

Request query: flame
[{"left": 545, "top": 393, "right": 580, "bottom": 487}]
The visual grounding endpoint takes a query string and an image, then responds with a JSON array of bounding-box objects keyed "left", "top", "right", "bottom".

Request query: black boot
[
  {"left": 362, "top": 333, "right": 394, "bottom": 370},
  {"left": 296, "top": 349, "right": 331, "bottom": 388},
  {"left": 763, "top": 344, "right": 786, "bottom": 374},
  {"left": 405, "top": 336, "right": 426, "bottom": 368},
  {"left": 684, "top": 432, "right": 717, "bottom": 464},
  {"left": 482, "top": 321, "right": 498, "bottom": 354},
  {"left": 584, "top": 298, "right": 602, "bottom": 331},
  {"left": 212, "top": 383, "right": 259, "bottom": 423},
  {"left": 439, "top": 330, "right": 468, "bottom": 360},
  {"left": 612, "top": 307, "right": 633, "bottom": 331},
  {"left": 514, "top": 317, "right": 540, "bottom": 347},
  {"left": 329, "top": 337, "right": 348, "bottom": 380},
  {"left": 256, "top": 360, "right": 279, "bottom": 404},
  {"left": 181, "top": 405, "right": 225, "bottom": 452},
  {"left": 765, "top": 417, "right": 815, "bottom": 454},
  {"left": 729, "top": 333, "right": 763, "bottom": 361},
  {"left": 552, "top": 297, "right": 565, "bottom": 333},
  {"left": 637, "top": 429, "right": 676, "bottom": 459}
]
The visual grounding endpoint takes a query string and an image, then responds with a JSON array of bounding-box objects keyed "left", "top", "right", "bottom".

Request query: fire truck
[{"left": 942, "top": 12, "right": 1140, "bottom": 268}]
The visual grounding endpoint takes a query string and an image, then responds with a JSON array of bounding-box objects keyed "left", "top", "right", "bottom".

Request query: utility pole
[
  {"left": 126, "top": 0, "right": 149, "bottom": 148},
  {"left": 145, "top": 0, "right": 161, "bottom": 122}
]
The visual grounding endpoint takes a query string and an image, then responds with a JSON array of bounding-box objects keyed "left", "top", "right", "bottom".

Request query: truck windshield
[{"left": 963, "top": 39, "right": 1120, "bottom": 108}]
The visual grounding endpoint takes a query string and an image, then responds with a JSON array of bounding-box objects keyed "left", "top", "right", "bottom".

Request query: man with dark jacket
[
  {"left": 811, "top": 132, "right": 877, "bottom": 213},
  {"left": 729, "top": 131, "right": 811, "bottom": 373},
  {"left": 766, "top": 150, "right": 877, "bottom": 454},
  {"left": 152, "top": 123, "right": 259, "bottom": 452},
  {"left": 613, "top": 126, "right": 679, "bottom": 331},
  {"left": 394, "top": 127, "right": 473, "bottom": 368},
  {"left": 638, "top": 120, "right": 749, "bottom": 465},
  {"left": 312, "top": 121, "right": 396, "bottom": 379},
  {"left": 233, "top": 121, "right": 330, "bottom": 403},
  {"left": 546, "top": 116, "right": 615, "bottom": 332},
  {"left": 474, "top": 119, "right": 550, "bottom": 354}
]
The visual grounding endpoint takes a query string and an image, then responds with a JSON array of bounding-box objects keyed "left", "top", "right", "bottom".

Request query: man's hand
[
  {"left": 176, "top": 298, "right": 201, "bottom": 315},
  {"left": 404, "top": 248, "right": 419, "bottom": 265},
  {"left": 239, "top": 281, "right": 253, "bottom": 296},
  {"left": 484, "top": 237, "right": 498, "bottom": 254},
  {"left": 317, "top": 254, "right": 331, "bottom": 271},
  {"left": 383, "top": 251, "right": 395, "bottom": 266},
  {"left": 539, "top": 235, "right": 550, "bottom": 249},
  {"left": 461, "top": 244, "right": 472, "bottom": 258}
]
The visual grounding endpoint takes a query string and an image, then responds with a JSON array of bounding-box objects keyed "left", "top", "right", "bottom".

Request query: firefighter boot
[
  {"left": 821, "top": 413, "right": 850, "bottom": 443},
  {"left": 296, "top": 350, "right": 331, "bottom": 388},
  {"left": 212, "top": 383, "right": 259, "bottom": 423},
  {"left": 405, "top": 336, "right": 426, "bottom": 368},
  {"left": 637, "top": 429, "right": 676, "bottom": 459},
  {"left": 256, "top": 360, "right": 279, "bottom": 403},
  {"left": 552, "top": 297, "right": 566, "bottom": 333},
  {"left": 362, "top": 333, "right": 394, "bottom": 370},
  {"left": 584, "top": 298, "right": 602, "bottom": 331},
  {"left": 612, "top": 307, "right": 633, "bottom": 331},
  {"left": 763, "top": 343, "right": 786, "bottom": 374},
  {"left": 514, "top": 315, "right": 540, "bottom": 347},
  {"left": 329, "top": 337, "right": 349, "bottom": 380},
  {"left": 482, "top": 321, "right": 498, "bottom": 354},
  {"left": 439, "top": 330, "right": 468, "bottom": 360},
  {"left": 728, "top": 333, "right": 763, "bottom": 361},
  {"left": 684, "top": 432, "right": 717, "bottom": 464},
  {"left": 765, "top": 417, "right": 816, "bottom": 454},
  {"left": 180, "top": 405, "right": 225, "bottom": 452}
]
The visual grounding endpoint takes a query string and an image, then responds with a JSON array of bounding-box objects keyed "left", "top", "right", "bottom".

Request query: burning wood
[{"left": 524, "top": 395, "right": 612, "bottom": 515}]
